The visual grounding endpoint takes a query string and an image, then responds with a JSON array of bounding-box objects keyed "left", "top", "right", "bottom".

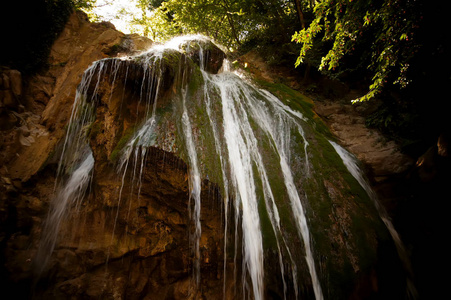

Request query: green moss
[
  {"left": 255, "top": 80, "right": 332, "bottom": 138},
  {"left": 162, "top": 50, "right": 184, "bottom": 74},
  {"left": 189, "top": 67, "right": 205, "bottom": 93},
  {"left": 86, "top": 121, "right": 101, "bottom": 139},
  {"left": 283, "top": 123, "right": 390, "bottom": 297},
  {"left": 253, "top": 164, "right": 279, "bottom": 250},
  {"left": 109, "top": 127, "right": 137, "bottom": 162}
]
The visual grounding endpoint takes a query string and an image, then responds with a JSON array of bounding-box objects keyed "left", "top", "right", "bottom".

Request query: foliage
[
  {"left": 73, "top": 0, "right": 97, "bottom": 10},
  {"left": 130, "top": 0, "right": 310, "bottom": 54},
  {"left": 364, "top": 97, "right": 419, "bottom": 143},
  {"left": 126, "top": 0, "right": 181, "bottom": 40},
  {"left": 292, "top": 0, "right": 423, "bottom": 102}
]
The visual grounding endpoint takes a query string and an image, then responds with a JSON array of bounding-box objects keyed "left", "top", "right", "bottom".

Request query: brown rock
[
  {"left": 2, "top": 90, "right": 15, "bottom": 108},
  {"left": 5, "top": 10, "right": 148, "bottom": 181},
  {"left": 315, "top": 100, "right": 414, "bottom": 177},
  {"left": 182, "top": 39, "right": 226, "bottom": 74},
  {"left": 25, "top": 75, "right": 55, "bottom": 110},
  {"left": 8, "top": 69, "right": 22, "bottom": 97},
  {"left": 1, "top": 73, "right": 10, "bottom": 89}
]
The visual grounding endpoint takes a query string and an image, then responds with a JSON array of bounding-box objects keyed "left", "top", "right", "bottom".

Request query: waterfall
[
  {"left": 34, "top": 148, "right": 94, "bottom": 275},
  {"left": 34, "top": 61, "right": 103, "bottom": 275},
  {"left": 34, "top": 34, "right": 408, "bottom": 299},
  {"left": 329, "top": 141, "right": 418, "bottom": 300}
]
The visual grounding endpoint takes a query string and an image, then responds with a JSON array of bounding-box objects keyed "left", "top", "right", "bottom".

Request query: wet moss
[
  {"left": 109, "top": 127, "right": 137, "bottom": 163},
  {"left": 86, "top": 121, "right": 101, "bottom": 140},
  {"left": 255, "top": 80, "right": 332, "bottom": 138},
  {"left": 301, "top": 132, "right": 393, "bottom": 298},
  {"left": 188, "top": 68, "right": 205, "bottom": 94},
  {"left": 108, "top": 46, "right": 395, "bottom": 297}
]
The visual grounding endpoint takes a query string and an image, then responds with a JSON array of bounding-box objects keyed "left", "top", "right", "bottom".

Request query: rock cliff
[
  {"left": 1, "top": 9, "right": 433, "bottom": 300},
  {"left": 236, "top": 47, "right": 451, "bottom": 300},
  {"left": 0, "top": 12, "right": 242, "bottom": 299}
]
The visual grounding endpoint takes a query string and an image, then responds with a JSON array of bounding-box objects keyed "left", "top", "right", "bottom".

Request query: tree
[
  {"left": 73, "top": 0, "right": 97, "bottom": 10},
  {"left": 292, "top": 0, "right": 423, "bottom": 102},
  {"left": 135, "top": 0, "right": 308, "bottom": 51}
]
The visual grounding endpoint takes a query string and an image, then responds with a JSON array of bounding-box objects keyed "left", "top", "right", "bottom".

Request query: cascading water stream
[
  {"left": 35, "top": 34, "right": 409, "bottom": 300},
  {"left": 113, "top": 36, "right": 324, "bottom": 298},
  {"left": 201, "top": 70, "right": 323, "bottom": 299},
  {"left": 34, "top": 60, "right": 108, "bottom": 275},
  {"left": 35, "top": 148, "right": 94, "bottom": 276},
  {"left": 181, "top": 87, "right": 203, "bottom": 287},
  {"left": 329, "top": 141, "right": 418, "bottom": 300}
]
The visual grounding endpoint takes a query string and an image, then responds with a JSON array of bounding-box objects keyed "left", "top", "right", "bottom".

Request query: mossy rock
[{"left": 178, "top": 38, "right": 226, "bottom": 74}]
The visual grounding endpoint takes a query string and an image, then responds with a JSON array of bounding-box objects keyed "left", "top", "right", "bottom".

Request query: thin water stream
[
  {"left": 35, "top": 35, "right": 409, "bottom": 300},
  {"left": 330, "top": 141, "right": 418, "bottom": 299}
]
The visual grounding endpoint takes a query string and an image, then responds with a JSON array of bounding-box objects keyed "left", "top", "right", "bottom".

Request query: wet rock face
[
  {"left": 1, "top": 10, "right": 410, "bottom": 300},
  {"left": 314, "top": 100, "right": 414, "bottom": 178},
  {"left": 4, "top": 31, "right": 229, "bottom": 298},
  {"left": 0, "top": 10, "right": 153, "bottom": 182},
  {"left": 1, "top": 20, "right": 230, "bottom": 300},
  {"left": 181, "top": 39, "right": 226, "bottom": 74},
  {"left": 21, "top": 44, "right": 226, "bottom": 298},
  {"left": 33, "top": 147, "right": 225, "bottom": 299},
  {"left": 1, "top": 10, "right": 220, "bottom": 300}
]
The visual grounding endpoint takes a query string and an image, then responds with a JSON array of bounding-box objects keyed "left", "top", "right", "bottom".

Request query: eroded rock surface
[
  {"left": 1, "top": 10, "right": 153, "bottom": 182},
  {"left": 1, "top": 10, "right": 410, "bottom": 300},
  {"left": 1, "top": 13, "right": 229, "bottom": 299},
  {"left": 314, "top": 100, "right": 415, "bottom": 179}
]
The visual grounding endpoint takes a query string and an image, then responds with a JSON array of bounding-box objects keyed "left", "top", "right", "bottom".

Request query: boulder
[
  {"left": 0, "top": 69, "right": 22, "bottom": 109},
  {"left": 180, "top": 38, "right": 226, "bottom": 74}
]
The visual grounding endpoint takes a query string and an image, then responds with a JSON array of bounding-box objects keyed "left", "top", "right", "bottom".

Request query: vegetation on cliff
[
  {"left": 292, "top": 0, "right": 450, "bottom": 151},
  {"left": 1, "top": 1, "right": 450, "bottom": 299},
  {"left": 72, "top": 0, "right": 450, "bottom": 152}
]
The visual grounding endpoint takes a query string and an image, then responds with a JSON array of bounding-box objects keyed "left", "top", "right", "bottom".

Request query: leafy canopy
[
  {"left": 292, "top": 0, "right": 423, "bottom": 102},
  {"left": 127, "top": 0, "right": 306, "bottom": 52}
]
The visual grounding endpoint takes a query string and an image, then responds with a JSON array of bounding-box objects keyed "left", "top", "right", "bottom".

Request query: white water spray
[
  {"left": 330, "top": 140, "right": 418, "bottom": 299},
  {"left": 36, "top": 35, "right": 411, "bottom": 300}
]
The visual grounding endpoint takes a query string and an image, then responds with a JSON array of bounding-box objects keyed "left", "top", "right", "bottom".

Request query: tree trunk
[
  {"left": 221, "top": 0, "right": 241, "bottom": 46},
  {"left": 294, "top": 0, "right": 306, "bottom": 29}
]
